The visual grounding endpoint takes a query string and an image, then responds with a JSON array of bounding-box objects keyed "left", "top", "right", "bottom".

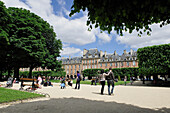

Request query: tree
[
  {"left": 0, "top": 1, "right": 11, "bottom": 80},
  {"left": 137, "top": 44, "right": 170, "bottom": 81},
  {"left": 70, "top": 0, "right": 170, "bottom": 36},
  {"left": 0, "top": 2, "right": 63, "bottom": 79},
  {"left": 7, "top": 7, "right": 47, "bottom": 78},
  {"left": 40, "top": 21, "right": 62, "bottom": 71}
]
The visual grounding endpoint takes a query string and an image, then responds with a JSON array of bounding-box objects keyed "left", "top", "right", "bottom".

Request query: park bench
[{"left": 19, "top": 78, "right": 39, "bottom": 90}]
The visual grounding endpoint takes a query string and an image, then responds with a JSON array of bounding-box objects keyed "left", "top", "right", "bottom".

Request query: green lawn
[
  {"left": 50, "top": 79, "right": 130, "bottom": 85},
  {"left": 0, "top": 87, "right": 45, "bottom": 103}
]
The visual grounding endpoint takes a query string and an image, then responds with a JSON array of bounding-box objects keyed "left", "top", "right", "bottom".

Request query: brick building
[{"left": 60, "top": 48, "right": 138, "bottom": 76}]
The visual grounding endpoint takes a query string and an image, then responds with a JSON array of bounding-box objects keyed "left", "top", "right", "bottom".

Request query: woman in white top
[
  {"left": 38, "top": 75, "right": 42, "bottom": 88},
  {"left": 99, "top": 69, "right": 107, "bottom": 95}
]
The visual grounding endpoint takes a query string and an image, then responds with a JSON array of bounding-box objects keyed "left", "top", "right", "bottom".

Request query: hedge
[
  {"left": 105, "top": 68, "right": 139, "bottom": 81},
  {"left": 19, "top": 70, "right": 66, "bottom": 77},
  {"left": 137, "top": 43, "right": 170, "bottom": 76},
  {"left": 82, "top": 69, "right": 102, "bottom": 77},
  {"left": 83, "top": 68, "right": 139, "bottom": 81}
]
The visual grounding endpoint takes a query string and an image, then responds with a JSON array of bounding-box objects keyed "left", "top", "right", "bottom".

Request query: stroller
[{"left": 6, "top": 77, "right": 13, "bottom": 87}]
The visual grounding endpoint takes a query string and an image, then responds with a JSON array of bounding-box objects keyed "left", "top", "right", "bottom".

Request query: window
[
  {"left": 71, "top": 65, "right": 73, "bottom": 69},
  {"left": 127, "top": 62, "right": 129, "bottom": 66},
  {"left": 67, "top": 65, "right": 69, "bottom": 69},
  {"left": 89, "top": 60, "right": 91, "bottom": 64},
  {"left": 95, "top": 65, "right": 97, "bottom": 68},
  {"left": 121, "top": 62, "right": 123, "bottom": 66},
  {"left": 92, "top": 59, "right": 94, "bottom": 63},
  {"left": 105, "top": 63, "right": 107, "bottom": 67},
  {"left": 115, "top": 62, "right": 117, "bottom": 67},
  {"left": 110, "top": 63, "right": 112, "bottom": 66},
  {"left": 89, "top": 64, "right": 91, "bottom": 68},
  {"left": 79, "top": 65, "right": 80, "bottom": 69},
  {"left": 100, "top": 63, "right": 102, "bottom": 67},
  {"left": 75, "top": 65, "right": 76, "bottom": 68},
  {"left": 133, "top": 61, "right": 136, "bottom": 66}
]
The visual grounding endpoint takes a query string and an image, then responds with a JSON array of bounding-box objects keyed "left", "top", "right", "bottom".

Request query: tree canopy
[
  {"left": 137, "top": 44, "right": 170, "bottom": 76},
  {"left": 70, "top": 0, "right": 170, "bottom": 36},
  {"left": 0, "top": 1, "right": 63, "bottom": 79}
]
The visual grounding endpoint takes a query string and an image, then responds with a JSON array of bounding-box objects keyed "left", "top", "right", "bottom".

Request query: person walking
[
  {"left": 106, "top": 68, "right": 115, "bottom": 95},
  {"left": 38, "top": 75, "right": 42, "bottom": 88},
  {"left": 75, "top": 71, "right": 81, "bottom": 89},
  {"left": 99, "top": 69, "right": 107, "bottom": 95}
]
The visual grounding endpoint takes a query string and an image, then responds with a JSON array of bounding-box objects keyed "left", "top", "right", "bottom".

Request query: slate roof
[
  {"left": 60, "top": 49, "right": 137, "bottom": 64},
  {"left": 60, "top": 57, "right": 82, "bottom": 64},
  {"left": 83, "top": 48, "right": 100, "bottom": 58}
]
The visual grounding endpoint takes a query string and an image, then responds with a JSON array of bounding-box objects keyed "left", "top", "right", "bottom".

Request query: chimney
[
  {"left": 130, "top": 48, "right": 133, "bottom": 55},
  {"left": 124, "top": 50, "right": 126, "bottom": 54},
  {"left": 104, "top": 51, "right": 107, "bottom": 57},
  {"left": 83, "top": 49, "right": 88, "bottom": 56},
  {"left": 100, "top": 50, "right": 103, "bottom": 58},
  {"left": 114, "top": 50, "right": 117, "bottom": 55}
]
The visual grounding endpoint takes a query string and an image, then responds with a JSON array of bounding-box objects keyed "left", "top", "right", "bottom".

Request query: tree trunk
[
  {"left": 14, "top": 66, "right": 19, "bottom": 80},
  {"left": 29, "top": 65, "right": 33, "bottom": 78},
  {"left": 0, "top": 69, "right": 2, "bottom": 81},
  {"left": 8, "top": 69, "right": 11, "bottom": 78},
  {"left": 142, "top": 76, "right": 145, "bottom": 84}
]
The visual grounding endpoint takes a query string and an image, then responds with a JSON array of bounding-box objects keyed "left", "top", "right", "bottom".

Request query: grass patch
[
  {"left": 0, "top": 87, "right": 44, "bottom": 103},
  {"left": 50, "top": 79, "right": 130, "bottom": 85}
]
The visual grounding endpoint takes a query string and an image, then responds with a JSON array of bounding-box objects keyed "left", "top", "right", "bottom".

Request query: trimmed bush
[
  {"left": 83, "top": 68, "right": 139, "bottom": 80},
  {"left": 19, "top": 70, "right": 66, "bottom": 77},
  {"left": 137, "top": 44, "right": 170, "bottom": 76}
]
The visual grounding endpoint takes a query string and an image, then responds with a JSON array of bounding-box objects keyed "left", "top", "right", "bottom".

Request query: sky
[{"left": 1, "top": 0, "right": 170, "bottom": 58}]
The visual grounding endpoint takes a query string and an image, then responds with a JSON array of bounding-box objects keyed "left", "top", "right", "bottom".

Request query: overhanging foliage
[{"left": 70, "top": 0, "right": 170, "bottom": 36}]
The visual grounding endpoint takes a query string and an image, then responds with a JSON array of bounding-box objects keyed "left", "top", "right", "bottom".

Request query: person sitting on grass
[{"left": 47, "top": 79, "right": 53, "bottom": 87}]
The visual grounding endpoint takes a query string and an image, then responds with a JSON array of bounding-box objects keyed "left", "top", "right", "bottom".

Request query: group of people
[
  {"left": 5, "top": 68, "right": 115, "bottom": 95},
  {"left": 37, "top": 75, "right": 53, "bottom": 88},
  {"left": 73, "top": 68, "right": 115, "bottom": 95},
  {"left": 99, "top": 68, "right": 115, "bottom": 95}
]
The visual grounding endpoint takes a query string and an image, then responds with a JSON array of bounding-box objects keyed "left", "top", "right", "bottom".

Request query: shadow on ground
[
  {"left": 127, "top": 81, "right": 170, "bottom": 88},
  {"left": 0, "top": 98, "right": 169, "bottom": 113}
]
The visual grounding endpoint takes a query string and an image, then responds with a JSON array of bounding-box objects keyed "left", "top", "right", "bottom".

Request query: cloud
[
  {"left": 47, "top": 15, "right": 97, "bottom": 45},
  {"left": 2, "top": 0, "right": 99, "bottom": 45},
  {"left": 56, "top": 0, "right": 65, "bottom": 6},
  {"left": 116, "top": 24, "right": 170, "bottom": 48},
  {"left": 60, "top": 47, "right": 82, "bottom": 56},
  {"left": 94, "top": 30, "right": 112, "bottom": 44},
  {"left": 1, "top": 0, "right": 113, "bottom": 56},
  {"left": 1, "top": 0, "right": 30, "bottom": 9}
]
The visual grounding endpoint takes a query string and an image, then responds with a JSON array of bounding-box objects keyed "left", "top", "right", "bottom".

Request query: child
[
  {"left": 124, "top": 77, "right": 127, "bottom": 86},
  {"left": 60, "top": 78, "right": 65, "bottom": 89}
]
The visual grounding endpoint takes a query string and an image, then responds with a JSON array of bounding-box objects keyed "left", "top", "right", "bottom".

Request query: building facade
[{"left": 60, "top": 48, "right": 138, "bottom": 76}]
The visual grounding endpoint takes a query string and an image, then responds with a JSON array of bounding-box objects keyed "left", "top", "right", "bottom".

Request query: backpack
[
  {"left": 79, "top": 75, "right": 83, "bottom": 81},
  {"left": 106, "top": 72, "right": 114, "bottom": 80}
]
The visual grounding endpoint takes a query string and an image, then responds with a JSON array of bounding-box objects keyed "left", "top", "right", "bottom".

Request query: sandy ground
[{"left": 0, "top": 81, "right": 170, "bottom": 113}]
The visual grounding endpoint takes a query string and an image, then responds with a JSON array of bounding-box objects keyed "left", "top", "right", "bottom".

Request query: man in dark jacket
[{"left": 106, "top": 68, "right": 114, "bottom": 95}]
